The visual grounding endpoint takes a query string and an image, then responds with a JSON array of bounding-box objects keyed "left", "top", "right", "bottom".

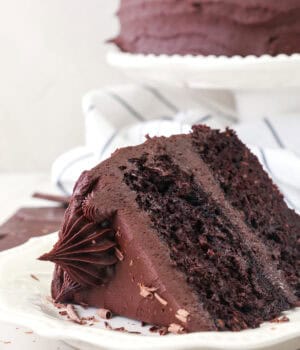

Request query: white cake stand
[{"left": 107, "top": 50, "right": 300, "bottom": 121}]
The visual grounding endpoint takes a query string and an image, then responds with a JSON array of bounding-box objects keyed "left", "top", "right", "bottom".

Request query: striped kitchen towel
[{"left": 52, "top": 84, "right": 300, "bottom": 212}]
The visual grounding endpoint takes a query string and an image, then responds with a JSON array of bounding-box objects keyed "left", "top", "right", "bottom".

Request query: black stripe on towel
[
  {"left": 106, "top": 91, "right": 145, "bottom": 121},
  {"left": 195, "top": 115, "right": 212, "bottom": 124},
  {"left": 142, "top": 85, "right": 179, "bottom": 113},
  {"left": 87, "top": 104, "right": 96, "bottom": 112},
  {"left": 160, "top": 116, "right": 173, "bottom": 120},
  {"left": 99, "top": 130, "right": 119, "bottom": 159},
  {"left": 264, "top": 117, "right": 285, "bottom": 149},
  {"left": 57, "top": 180, "right": 70, "bottom": 197},
  {"left": 259, "top": 148, "right": 296, "bottom": 210}
]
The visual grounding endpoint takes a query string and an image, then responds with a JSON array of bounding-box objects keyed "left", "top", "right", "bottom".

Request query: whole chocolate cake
[
  {"left": 112, "top": 0, "right": 300, "bottom": 56},
  {"left": 40, "top": 126, "right": 299, "bottom": 332}
]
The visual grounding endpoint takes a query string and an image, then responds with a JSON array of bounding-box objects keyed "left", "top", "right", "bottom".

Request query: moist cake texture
[
  {"left": 40, "top": 126, "right": 299, "bottom": 332},
  {"left": 112, "top": 0, "right": 300, "bottom": 56}
]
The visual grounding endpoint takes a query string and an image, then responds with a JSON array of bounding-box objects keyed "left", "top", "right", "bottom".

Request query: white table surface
[{"left": 0, "top": 173, "right": 78, "bottom": 350}]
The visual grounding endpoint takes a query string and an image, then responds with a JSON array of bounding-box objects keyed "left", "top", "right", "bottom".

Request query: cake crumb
[
  {"left": 114, "top": 327, "right": 126, "bottom": 332},
  {"left": 149, "top": 325, "right": 169, "bottom": 336},
  {"left": 104, "top": 322, "right": 140, "bottom": 334},
  {"left": 271, "top": 315, "right": 289, "bottom": 323}
]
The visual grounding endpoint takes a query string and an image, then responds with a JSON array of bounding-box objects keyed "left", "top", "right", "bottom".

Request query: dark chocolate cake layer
[
  {"left": 113, "top": 0, "right": 300, "bottom": 56},
  {"left": 40, "top": 127, "right": 299, "bottom": 332}
]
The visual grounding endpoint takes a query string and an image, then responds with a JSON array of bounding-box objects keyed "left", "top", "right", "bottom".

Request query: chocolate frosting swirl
[{"left": 39, "top": 208, "right": 118, "bottom": 287}]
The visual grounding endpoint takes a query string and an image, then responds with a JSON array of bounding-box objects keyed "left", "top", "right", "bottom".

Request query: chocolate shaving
[
  {"left": 45, "top": 295, "right": 66, "bottom": 309},
  {"left": 127, "top": 331, "right": 141, "bottom": 335},
  {"left": 97, "top": 308, "right": 112, "bottom": 319},
  {"left": 168, "top": 323, "right": 185, "bottom": 334},
  {"left": 30, "top": 274, "right": 39, "bottom": 281},
  {"left": 66, "top": 304, "right": 82, "bottom": 324},
  {"left": 138, "top": 283, "right": 158, "bottom": 298},
  {"left": 114, "top": 327, "right": 140, "bottom": 334},
  {"left": 138, "top": 284, "right": 167, "bottom": 306},
  {"left": 82, "top": 316, "right": 97, "bottom": 322},
  {"left": 175, "top": 309, "right": 190, "bottom": 323},
  {"left": 104, "top": 321, "right": 113, "bottom": 330},
  {"left": 154, "top": 292, "right": 168, "bottom": 306},
  {"left": 115, "top": 247, "right": 124, "bottom": 261},
  {"left": 149, "top": 325, "right": 160, "bottom": 332},
  {"left": 54, "top": 302, "right": 66, "bottom": 309}
]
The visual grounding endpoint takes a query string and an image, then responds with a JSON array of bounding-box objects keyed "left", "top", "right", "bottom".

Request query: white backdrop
[{"left": 0, "top": 0, "right": 126, "bottom": 171}]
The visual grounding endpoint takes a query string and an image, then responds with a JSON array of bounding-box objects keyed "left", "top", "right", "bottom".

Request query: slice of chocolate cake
[{"left": 40, "top": 126, "right": 299, "bottom": 332}]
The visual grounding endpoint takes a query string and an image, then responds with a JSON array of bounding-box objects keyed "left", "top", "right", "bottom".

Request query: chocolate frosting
[
  {"left": 40, "top": 129, "right": 298, "bottom": 332},
  {"left": 113, "top": 0, "right": 300, "bottom": 56},
  {"left": 39, "top": 208, "right": 118, "bottom": 288}
]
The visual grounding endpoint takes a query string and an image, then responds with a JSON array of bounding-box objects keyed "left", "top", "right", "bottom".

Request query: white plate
[
  {"left": 0, "top": 233, "right": 299, "bottom": 350},
  {"left": 107, "top": 49, "right": 300, "bottom": 90}
]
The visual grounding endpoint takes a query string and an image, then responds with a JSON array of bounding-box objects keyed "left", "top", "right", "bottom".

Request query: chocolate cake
[
  {"left": 40, "top": 126, "right": 299, "bottom": 332},
  {"left": 112, "top": 0, "right": 300, "bottom": 56}
]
